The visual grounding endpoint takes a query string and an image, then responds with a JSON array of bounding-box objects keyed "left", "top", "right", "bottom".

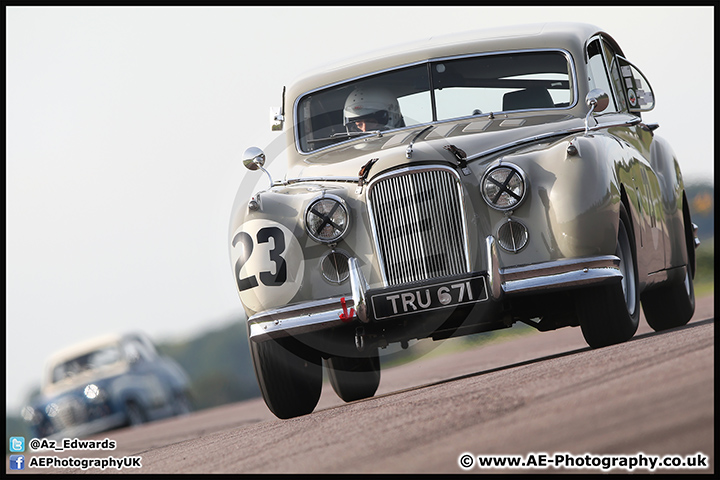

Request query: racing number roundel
[{"left": 231, "top": 219, "right": 304, "bottom": 313}]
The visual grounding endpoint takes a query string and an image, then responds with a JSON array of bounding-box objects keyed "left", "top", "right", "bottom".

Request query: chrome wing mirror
[
  {"left": 584, "top": 88, "right": 610, "bottom": 135},
  {"left": 242, "top": 147, "right": 273, "bottom": 188}
]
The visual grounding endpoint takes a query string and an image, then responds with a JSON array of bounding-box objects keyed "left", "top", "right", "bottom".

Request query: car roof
[
  {"left": 41, "top": 333, "right": 125, "bottom": 387},
  {"left": 45, "top": 333, "right": 124, "bottom": 366},
  {"left": 286, "top": 22, "right": 617, "bottom": 101}
]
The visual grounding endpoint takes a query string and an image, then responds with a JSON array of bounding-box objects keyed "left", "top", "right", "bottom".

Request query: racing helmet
[{"left": 343, "top": 87, "right": 403, "bottom": 131}]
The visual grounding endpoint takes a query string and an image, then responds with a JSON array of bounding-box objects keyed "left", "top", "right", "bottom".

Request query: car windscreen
[
  {"left": 296, "top": 50, "right": 574, "bottom": 153},
  {"left": 51, "top": 344, "right": 123, "bottom": 384}
]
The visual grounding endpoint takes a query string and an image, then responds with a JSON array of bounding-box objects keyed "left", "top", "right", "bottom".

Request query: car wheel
[
  {"left": 126, "top": 401, "right": 146, "bottom": 427},
  {"left": 641, "top": 204, "right": 696, "bottom": 330},
  {"left": 577, "top": 203, "right": 640, "bottom": 348},
  {"left": 642, "top": 268, "right": 695, "bottom": 331},
  {"left": 173, "top": 391, "right": 193, "bottom": 415},
  {"left": 326, "top": 348, "right": 381, "bottom": 402},
  {"left": 249, "top": 335, "right": 322, "bottom": 419}
]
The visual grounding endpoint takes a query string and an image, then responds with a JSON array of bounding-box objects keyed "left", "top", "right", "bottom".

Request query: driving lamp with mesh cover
[{"left": 305, "top": 196, "right": 350, "bottom": 243}]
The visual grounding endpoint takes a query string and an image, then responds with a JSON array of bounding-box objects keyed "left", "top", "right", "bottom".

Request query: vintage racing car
[
  {"left": 229, "top": 22, "right": 699, "bottom": 419},
  {"left": 22, "top": 332, "right": 192, "bottom": 438}
]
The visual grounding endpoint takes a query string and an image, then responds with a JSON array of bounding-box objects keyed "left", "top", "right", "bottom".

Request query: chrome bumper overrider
[{"left": 247, "top": 236, "right": 622, "bottom": 342}]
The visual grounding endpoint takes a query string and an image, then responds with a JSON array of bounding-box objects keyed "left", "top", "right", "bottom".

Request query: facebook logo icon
[{"left": 9, "top": 455, "right": 25, "bottom": 470}]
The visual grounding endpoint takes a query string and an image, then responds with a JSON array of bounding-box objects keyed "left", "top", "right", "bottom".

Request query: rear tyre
[
  {"left": 642, "top": 268, "right": 695, "bottom": 331},
  {"left": 249, "top": 336, "right": 322, "bottom": 419},
  {"left": 642, "top": 199, "right": 696, "bottom": 330},
  {"left": 578, "top": 203, "right": 640, "bottom": 348},
  {"left": 173, "top": 391, "right": 193, "bottom": 415},
  {"left": 326, "top": 348, "right": 381, "bottom": 402},
  {"left": 126, "top": 401, "right": 146, "bottom": 427}
]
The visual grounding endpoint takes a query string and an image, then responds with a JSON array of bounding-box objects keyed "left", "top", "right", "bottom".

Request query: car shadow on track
[{"left": 362, "top": 317, "right": 715, "bottom": 403}]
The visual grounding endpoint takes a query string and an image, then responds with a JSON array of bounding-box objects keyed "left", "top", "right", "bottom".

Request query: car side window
[
  {"left": 432, "top": 51, "right": 573, "bottom": 118},
  {"left": 616, "top": 56, "right": 655, "bottom": 113},
  {"left": 601, "top": 38, "right": 629, "bottom": 113},
  {"left": 123, "top": 340, "right": 142, "bottom": 364},
  {"left": 133, "top": 339, "right": 153, "bottom": 362},
  {"left": 586, "top": 38, "right": 619, "bottom": 113}
]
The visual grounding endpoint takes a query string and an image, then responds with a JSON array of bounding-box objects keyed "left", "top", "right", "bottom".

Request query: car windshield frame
[
  {"left": 50, "top": 344, "right": 124, "bottom": 384},
  {"left": 295, "top": 48, "right": 577, "bottom": 154}
]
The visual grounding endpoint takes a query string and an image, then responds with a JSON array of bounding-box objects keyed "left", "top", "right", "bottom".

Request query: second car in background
[{"left": 22, "top": 332, "right": 192, "bottom": 439}]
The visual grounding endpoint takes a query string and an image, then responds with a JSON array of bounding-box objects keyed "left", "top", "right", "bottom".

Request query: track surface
[{"left": 9, "top": 295, "right": 713, "bottom": 474}]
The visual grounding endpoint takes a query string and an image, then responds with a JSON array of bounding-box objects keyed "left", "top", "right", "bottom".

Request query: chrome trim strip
[
  {"left": 249, "top": 308, "right": 347, "bottom": 343},
  {"left": 406, "top": 125, "right": 434, "bottom": 158},
  {"left": 464, "top": 117, "right": 642, "bottom": 163},
  {"left": 465, "top": 130, "right": 578, "bottom": 162},
  {"left": 501, "top": 255, "right": 619, "bottom": 279},
  {"left": 485, "top": 236, "right": 502, "bottom": 301},
  {"left": 501, "top": 255, "right": 622, "bottom": 294},
  {"left": 248, "top": 296, "right": 350, "bottom": 343},
  {"left": 503, "top": 268, "right": 623, "bottom": 294},
  {"left": 286, "top": 177, "right": 359, "bottom": 184},
  {"left": 349, "top": 257, "right": 369, "bottom": 323},
  {"left": 248, "top": 296, "right": 348, "bottom": 323}
]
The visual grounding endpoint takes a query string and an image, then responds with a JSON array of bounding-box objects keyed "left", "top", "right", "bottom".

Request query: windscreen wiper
[{"left": 330, "top": 130, "right": 383, "bottom": 139}]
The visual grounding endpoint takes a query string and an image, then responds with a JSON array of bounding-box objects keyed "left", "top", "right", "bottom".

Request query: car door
[
  {"left": 122, "top": 338, "right": 169, "bottom": 416},
  {"left": 587, "top": 35, "right": 666, "bottom": 277}
]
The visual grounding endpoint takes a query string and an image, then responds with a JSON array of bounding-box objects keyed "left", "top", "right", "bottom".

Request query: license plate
[{"left": 371, "top": 275, "right": 488, "bottom": 321}]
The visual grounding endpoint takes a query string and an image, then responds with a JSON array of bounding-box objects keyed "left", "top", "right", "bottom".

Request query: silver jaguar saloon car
[{"left": 229, "top": 22, "right": 699, "bottom": 419}]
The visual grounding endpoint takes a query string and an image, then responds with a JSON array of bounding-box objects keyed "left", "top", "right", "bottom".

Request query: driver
[{"left": 343, "top": 87, "right": 404, "bottom": 133}]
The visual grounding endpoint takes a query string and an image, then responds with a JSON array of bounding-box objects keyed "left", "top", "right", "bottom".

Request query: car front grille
[
  {"left": 51, "top": 397, "right": 87, "bottom": 430},
  {"left": 368, "top": 166, "right": 469, "bottom": 286}
]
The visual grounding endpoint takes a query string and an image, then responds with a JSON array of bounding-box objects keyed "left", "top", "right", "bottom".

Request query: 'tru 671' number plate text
[{"left": 371, "top": 275, "right": 488, "bottom": 321}]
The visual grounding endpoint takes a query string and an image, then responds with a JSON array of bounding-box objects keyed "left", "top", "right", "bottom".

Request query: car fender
[
  {"left": 649, "top": 134, "right": 688, "bottom": 270},
  {"left": 230, "top": 183, "right": 380, "bottom": 317},
  {"left": 488, "top": 134, "right": 621, "bottom": 265}
]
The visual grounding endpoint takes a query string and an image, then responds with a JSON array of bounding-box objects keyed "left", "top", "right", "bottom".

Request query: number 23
[{"left": 232, "top": 226, "right": 287, "bottom": 291}]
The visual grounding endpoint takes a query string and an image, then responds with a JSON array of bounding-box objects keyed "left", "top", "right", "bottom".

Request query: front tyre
[
  {"left": 249, "top": 336, "right": 322, "bottom": 419},
  {"left": 326, "top": 348, "right": 381, "bottom": 402},
  {"left": 577, "top": 203, "right": 640, "bottom": 348}
]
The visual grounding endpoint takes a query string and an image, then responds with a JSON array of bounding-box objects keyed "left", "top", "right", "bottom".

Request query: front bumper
[
  {"left": 46, "top": 412, "right": 127, "bottom": 440},
  {"left": 247, "top": 236, "right": 622, "bottom": 343}
]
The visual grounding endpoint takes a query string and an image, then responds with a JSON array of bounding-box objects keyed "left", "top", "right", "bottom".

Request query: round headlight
[
  {"left": 305, "top": 195, "right": 350, "bottom": 243},
  {"left": 84, "top": 384, "right": 100, "bottom": 400},
  {"left": 481, "top": 164, "right": 526, "bottom": 211}
]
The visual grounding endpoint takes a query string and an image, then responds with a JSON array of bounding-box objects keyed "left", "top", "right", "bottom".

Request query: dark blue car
[{"left": 22, "top": 332, "right": 192, "bottom": 439}]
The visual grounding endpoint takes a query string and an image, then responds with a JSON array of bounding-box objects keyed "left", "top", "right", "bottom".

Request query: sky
[{"left": 6, "top": 6, "right": 714, "bottom": 414}]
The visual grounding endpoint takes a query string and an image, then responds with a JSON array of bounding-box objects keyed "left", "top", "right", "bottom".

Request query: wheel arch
[
  {"left": 681, "top": 190, "right": 696, "bottom": 279},
  {"left": 619, "top": 184, "right": 639, "bottom": 255}
]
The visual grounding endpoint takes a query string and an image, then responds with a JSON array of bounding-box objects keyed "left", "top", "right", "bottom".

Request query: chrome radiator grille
[
  {"left": 368, "top": 167, "right": 469, "bottom": 286},
  {"left": 51, "top": 397, "right": 87, "bottom": 430}
]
